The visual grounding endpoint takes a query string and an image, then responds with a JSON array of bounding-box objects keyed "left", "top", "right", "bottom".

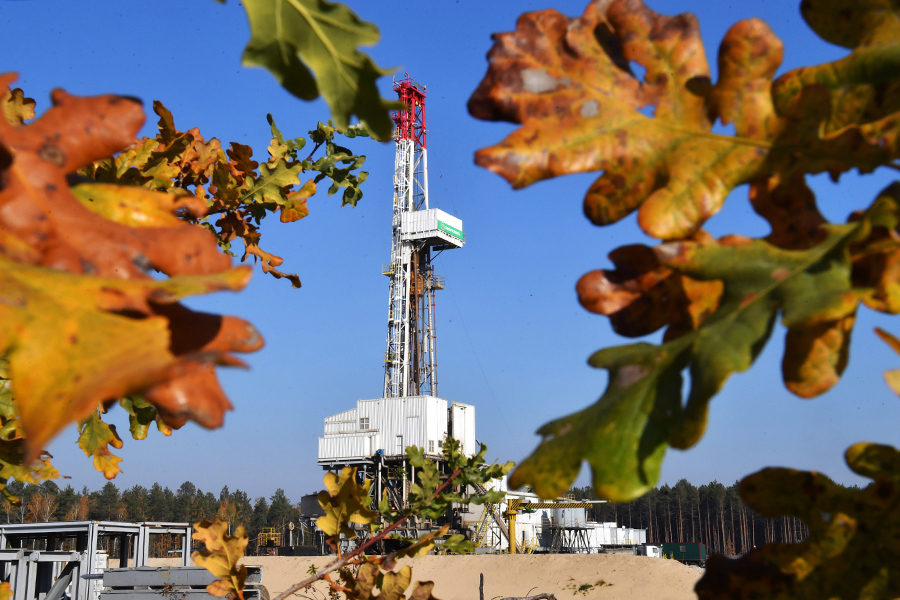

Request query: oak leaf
[
  {"left": 316, "top": 466, "right": 378, "bottom": 545},
  {"left": 696, "top": 443, "right": 900, "bottom": 599},
  {"left": 510, "top": 194, "right": 898, "bottom": 501},
  {"left": 773, "top": 0, "right": 900, "bottom": 146},
  {"left": 408, "top": 582, "right": 439, "bottom": 600},
  {"left": 243, "top": 245, "right": 302, "bottom": 288},
  {"left": 469, "top": 0, "right": 900, "bottom": 240},
  {"left": 119, "top": 396, "right": 172, "bottom": 441},
  {"left": 378, "top": 565, "right": 412, "bottom": 600},
  {"left": 279, "top": 180, "right": 314, "bottom": 223},
  {"left": 0, "top": 77, "right": 231, "bottom": 279},
  {"left": 0, "top": 256, "right": 259, "bottom": 457},
  {"left": 749, "top": 174, "right": 827, "bottom": 251},
  {"left": 77, "top": 412, "right": 124, "bottom": 480},
  {"left": 193, "top": 519, "right": 249, "bottom": 600},
  {"left": 0, "top": 75, "right": 263, "bottom": 458},
  {"left": 2, "top": 88, "right": 34, "bottom": 125},
  {"left": 238, "top": 0, "right": 399, "bottom": 140},
  {"left": 343, "top": 562, "right": 378, "bottom": 600},
  {"left": 576, "top": 242, "right": 722, "bottom": 340},
  {"left": 0, "top": 358, "right": 58, "bottom": 500}
]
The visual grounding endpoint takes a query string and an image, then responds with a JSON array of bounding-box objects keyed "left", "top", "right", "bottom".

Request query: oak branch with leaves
[{"left": 468, "top": 0, "right": 900, "bottom": 596}]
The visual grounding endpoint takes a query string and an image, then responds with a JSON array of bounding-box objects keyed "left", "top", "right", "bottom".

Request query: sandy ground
[{"left": 240, "top": 554, "right": 704, "bottom": 600}]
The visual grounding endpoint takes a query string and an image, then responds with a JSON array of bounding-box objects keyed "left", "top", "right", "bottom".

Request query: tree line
[
  {"left": 0, "top": 476, "right": 845, "bottom": 558},
  {"left": 569, "top": 478, "right": 841, "bottom": 556},
  {"left": 0, "top": 480, "right": 312, "bottom": 555}
]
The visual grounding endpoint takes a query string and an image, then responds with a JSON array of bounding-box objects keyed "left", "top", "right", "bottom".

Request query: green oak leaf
[
  {"left": 510, "top": 189, "right": 900, "bottom": 502},
  {"left": 248, "top": 159, "right": 303, "bottom": 205},
  {"left": 239, "top": 0, "right": 400, "bottom": 141},
  {"left": 120, "top": 396, "right": 172, "bottom": 440}
]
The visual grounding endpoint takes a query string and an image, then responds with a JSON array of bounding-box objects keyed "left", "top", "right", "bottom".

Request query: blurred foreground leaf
[
  {"left": 0, "top": 73, "right": 262, "bottom": 467},
  {"left": 239, "top": 0, "right": 399, "bottom": 140},
  {"left": 697, "top": 443, "right": 900, "bottom": 599}
]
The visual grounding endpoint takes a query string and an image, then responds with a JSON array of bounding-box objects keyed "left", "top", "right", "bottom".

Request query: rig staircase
[{"left": 472, "top": 484, "right": 521, "bottom": 553}]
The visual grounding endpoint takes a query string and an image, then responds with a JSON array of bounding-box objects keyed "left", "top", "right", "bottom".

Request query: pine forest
[{"left": 0, "top": 477, "right": 832, "bottom": 558}]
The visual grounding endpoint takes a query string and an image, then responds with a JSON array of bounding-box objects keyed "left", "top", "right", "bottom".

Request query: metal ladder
[
  {"left": 471, "top": 484, "right": 520, "bottom": 553},
  {"left": 472, "top": 501, "right": 495, "bottom": 547}
]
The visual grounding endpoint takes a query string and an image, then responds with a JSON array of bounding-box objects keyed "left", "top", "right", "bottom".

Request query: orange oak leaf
[
  {"left": 577, "top": 242, "right": 722, "bottom": 341},
  {"left": 469, "top": 0, "right": 900, "bottom": 241},
  {"left": 0, "top": 74, "right": 263, "bottom": 458},
  {"left": 0, "top": 75, "right": 230, "bottom": 278},
  {"left": 749, "top": 174, "right": 827, "bottom": 251},
  {"left": 279, "top": 180, "right": 314, "bottom": 223},
  {"left": 226, "top": 142, "right": 259, "bottom": 181},
  {"left": 469, "top": 0, "right": 746, "bottom": 239},
  {"left": 242, "top": 244, "right": 301, "bottom": 288},
  {"left": 783, "top": 314, "right": 856, "bottom": 398}
]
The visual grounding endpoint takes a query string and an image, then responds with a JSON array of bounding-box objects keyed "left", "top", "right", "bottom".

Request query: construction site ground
[{"left": 235, "top": 554, "right": 704, "bottom": 599}]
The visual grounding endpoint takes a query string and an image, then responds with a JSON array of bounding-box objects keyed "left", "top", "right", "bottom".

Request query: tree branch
[{"left": 272, "top": 467, "right": 465, "bottom": 600}]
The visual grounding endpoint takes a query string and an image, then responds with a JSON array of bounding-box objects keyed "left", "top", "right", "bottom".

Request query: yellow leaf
[
  {"left": 0, "top": 257, "right": 259, "bottom": 458},
  {"left": 379, "top": 565, "right": 411, "bottom": 600},
  {"left": 408, "top": 581, "right": 439, "bottom": 600},
  {"left": 1, "top": 88, "right": 34, "bottom": 126},
  {"left": 343, "top": 563, "right": 378, "bottom": 600},
  {"left": 71, "top": 183, "right": 208, "bottom": 228},
  {"left": 77, "top": 412, "right": 124, "bottom": 479},
  {"left": 316, "top": 467, "right": 378, "bottom": 545},
  {"left": 192, "top": 519, "right": 248, "bottom": 600}
]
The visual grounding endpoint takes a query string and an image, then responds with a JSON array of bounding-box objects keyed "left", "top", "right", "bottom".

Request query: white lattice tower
[{"left": 383, "top": 74, "right": 464, "bottom": 399}]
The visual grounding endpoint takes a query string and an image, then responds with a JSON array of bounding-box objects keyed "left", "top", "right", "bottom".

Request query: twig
[
  {"left": 273, "top": 467, "right": 465, "bottom": 600},
  {"left": 305, "top": 141, "right": 324, "bottom": 163},
  {"left": 497, "top": 595, "right": 557, "bottom": 600}
]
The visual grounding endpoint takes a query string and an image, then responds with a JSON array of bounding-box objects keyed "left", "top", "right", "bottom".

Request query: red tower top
[{"left": 392, "top": 73, "right": 427, "bottom": 149}]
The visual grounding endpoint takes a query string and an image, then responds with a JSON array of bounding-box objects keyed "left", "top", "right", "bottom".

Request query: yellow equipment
[
  {"left": 256, "top": 527, "right": 281, "bottom": 551},
  {"left": 503, "top": 498, "right": 595, "bottom": 554}
]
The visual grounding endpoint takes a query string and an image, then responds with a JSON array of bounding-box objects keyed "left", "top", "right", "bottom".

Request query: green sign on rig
[{"left": 438, "top": 220, "right": 464, "bottom": 241}]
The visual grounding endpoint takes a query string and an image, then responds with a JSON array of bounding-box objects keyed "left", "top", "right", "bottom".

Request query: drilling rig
[
  {"left": 383, "top": 74, "right": 464, "bottom": 398},
  {"left": 317, "top": 75, "right": 474, "bottom": 531}
]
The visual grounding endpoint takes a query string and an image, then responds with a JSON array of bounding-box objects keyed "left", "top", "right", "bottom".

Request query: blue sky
[{"left": 4, "top": 0, "right": 899, "bottom": 503}]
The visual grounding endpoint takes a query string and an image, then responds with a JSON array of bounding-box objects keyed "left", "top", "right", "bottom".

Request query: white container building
[
  {"left": 318, "top": 396, "right": 476, "bottom": 468},
  {"left": 400, "top": 209, "right": 464, "bottom": 249}
]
